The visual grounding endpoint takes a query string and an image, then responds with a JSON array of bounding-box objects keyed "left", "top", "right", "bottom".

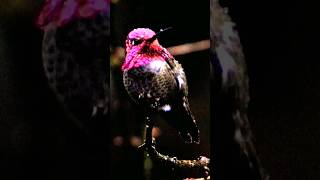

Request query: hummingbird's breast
[{"left": 123, "top": 58, "right": 178, "bottom": 108}]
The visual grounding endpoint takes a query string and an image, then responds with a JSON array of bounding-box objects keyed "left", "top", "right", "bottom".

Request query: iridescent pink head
[
  {"left": 127, "top": 28, "right": 156, "bottom": 40},
  {"left": 125, "top": 28, "right": 158, "bottom": 53},
  {"left": 36, "top": 0, "right": 109, "bottom": 29},
  {"left": 122, "top": 27, "right": 173, "bottom": 72}
]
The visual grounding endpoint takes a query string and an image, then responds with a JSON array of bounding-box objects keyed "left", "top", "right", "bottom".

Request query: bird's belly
[{"left": 123, "top": 62, "right": 177, "bottom": 107}]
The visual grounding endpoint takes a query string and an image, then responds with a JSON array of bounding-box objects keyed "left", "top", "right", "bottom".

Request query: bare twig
[{"left": 168, "top": 40, "right": 210, "bottom": 56}]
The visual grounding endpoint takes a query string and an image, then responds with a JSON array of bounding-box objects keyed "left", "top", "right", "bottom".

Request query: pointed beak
[{"left": 147, "top": 27, "right": 173, "bottom": 43}]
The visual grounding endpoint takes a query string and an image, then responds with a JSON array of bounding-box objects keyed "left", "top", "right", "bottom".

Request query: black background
[
  {"left": 0, "top": 0, "right": 319, "bottom": 179},
  {"left": 222, "top": 0, "right": 320, "bottom": 179}
]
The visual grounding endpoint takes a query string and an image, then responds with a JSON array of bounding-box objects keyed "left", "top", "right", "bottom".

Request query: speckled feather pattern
[
  {"left": 122, "top": 28, "right": 199, "bottom": 143},
  {"left": 42, "top": 12, "right": 109, "bottom": 123},
  {"left": 123, "top": 58, "right": 186, "bottom": 109}
]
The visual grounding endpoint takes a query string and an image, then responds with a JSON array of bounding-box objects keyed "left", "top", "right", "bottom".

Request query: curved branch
[{"left": 140, "top": 117, "right": 210, "bottom": 179}]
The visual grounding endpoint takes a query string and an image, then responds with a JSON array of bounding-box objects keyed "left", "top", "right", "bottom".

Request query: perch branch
[
  {"left": 167, "top": 39, "right": 210, "bottom": 56},
  {"left": 140, "top": 116, "right": 210, "bottom": 179}
]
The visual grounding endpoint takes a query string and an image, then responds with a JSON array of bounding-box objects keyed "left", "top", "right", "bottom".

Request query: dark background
[
  {"left": 0, "top": 0, "right": 210, "bottom": 179},
  {"left": 0, "top": 1, "right": 108, "bottom": 179},
  {"left": 0, "top": 0, "right": 319, "bottom": 179},
  {"left": 221, "top": 0, "right": 320, "bottom": 179}
]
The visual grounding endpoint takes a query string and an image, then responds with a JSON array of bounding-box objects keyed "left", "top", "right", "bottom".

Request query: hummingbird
[
  {"left": 36, "top": 0, "right": 110, "bottom": 133},
  {"left": 122, "top": 28, "right": 200, "bottom": 144}
]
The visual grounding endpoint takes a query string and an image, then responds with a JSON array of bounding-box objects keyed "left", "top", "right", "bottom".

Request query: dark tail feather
[
  {"left": 161, "top": 100, "right": 200, "bottom": 144},
  {"left": 179, "top": 101, "right": 200, "bottom": 144}
]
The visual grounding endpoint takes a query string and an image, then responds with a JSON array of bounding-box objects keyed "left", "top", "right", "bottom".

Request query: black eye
[{"left": 131, "top": 39, "right": 143, "bottom": 46}]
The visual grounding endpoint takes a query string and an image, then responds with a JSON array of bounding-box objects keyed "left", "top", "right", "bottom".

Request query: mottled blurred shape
[
  {"left": 37, "top": 0, "right": 110, "bottom": 137},
  {"left": 211, "top": 0, "right": 268, "bottom": 179}
]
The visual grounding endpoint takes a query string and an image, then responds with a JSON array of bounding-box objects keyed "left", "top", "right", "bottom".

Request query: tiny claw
[
  {"left": 138, "top": 139, "right": 156, "bottom": 150},
  {"left": 138, "top": 143, "right": 146, "bottom": 150},
  {"left": 151, "top": 137, "right": 156, "bottom": 145}
]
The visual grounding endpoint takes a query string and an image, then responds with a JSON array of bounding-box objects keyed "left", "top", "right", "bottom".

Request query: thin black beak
[{"left": 147, "top": 27, "right": 173, "bottom": 43}]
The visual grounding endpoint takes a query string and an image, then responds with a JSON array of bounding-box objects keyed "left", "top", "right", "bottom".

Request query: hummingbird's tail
[
  {"left": 179, "top": 98, "right": 200, "bottom": 144},
  {"left": 161, "top": 98, "right": 200, "bottom": 144}
]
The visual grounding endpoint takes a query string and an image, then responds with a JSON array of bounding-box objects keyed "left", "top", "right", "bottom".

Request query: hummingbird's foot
[{"left": 138, "top": 137, "right": 156, "bottom": 150}]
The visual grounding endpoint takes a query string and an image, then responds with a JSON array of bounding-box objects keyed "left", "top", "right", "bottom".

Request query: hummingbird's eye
[{"left": 131, "top": 39, "right": 143, "bottom": 46}]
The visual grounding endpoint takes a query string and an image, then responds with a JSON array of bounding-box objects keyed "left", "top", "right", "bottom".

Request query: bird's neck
[{"left": 122, "top": 45, "right": 172, "bottom": 71}]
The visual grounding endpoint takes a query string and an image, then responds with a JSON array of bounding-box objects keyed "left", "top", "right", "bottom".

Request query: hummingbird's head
[
  {"left": 125, "top": 28, "right": 158, "bottom": 53},
  {"left": 122, "top": 27, "right": 172, "bottom": 71},
  {"left": 125, "top": 27, "right": 172, "bottom": 53}
]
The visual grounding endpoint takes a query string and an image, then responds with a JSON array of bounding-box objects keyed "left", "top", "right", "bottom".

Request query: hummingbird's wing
[
  {"left": 164, "top": 58, "right": 188, "bottom": 95},
  {"left": 161, "top": 58, "right": 200, "bottom": 144}
]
